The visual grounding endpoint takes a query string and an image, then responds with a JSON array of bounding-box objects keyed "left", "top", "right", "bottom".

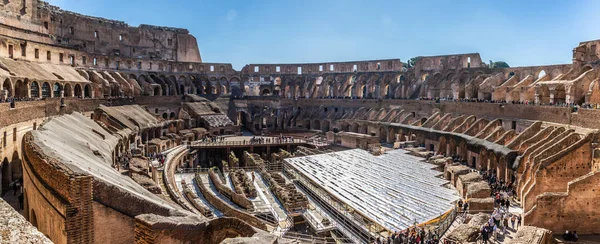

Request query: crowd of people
[
  {"left": 200, "top": 135, "right": 226, "bottom": 143},
  {"left": 479, "top": 207, "right": 521, "bottom": 243},
  {"left": 374, "top": 227, "right": 440, "bottom": 244},
  {"left": 115, "top": 150, "right": 136, "bottom": 170}
]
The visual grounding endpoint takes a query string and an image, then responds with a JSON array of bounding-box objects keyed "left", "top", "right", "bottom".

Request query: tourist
[
  {"left": 18, "top": 193, "right": 24, "bottom": 210},
  {"left": 510, "top": 214, "right": 516, "bottom": 229},
  {"left": 563, "top": 230, "right": 571, "bottom": 241},
  {"left": 12, "top": 180, "right": 20, "bottom": 196},
  {"left": 516, "top": 215, "right": 521, "bottom": 229},
  {"left": 463, "top": 201, "right": 469, "bottom": 213},
  {"left": 573, "top": 231, "right": 579, "bottom": 242},
  {"left": 481, "top": 224, "right": 490, "bottom": 243}
]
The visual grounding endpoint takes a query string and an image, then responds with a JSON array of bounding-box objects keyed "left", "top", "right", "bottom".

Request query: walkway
[{"left": 251, "top": 172, "right": 290, "bottom": 231}]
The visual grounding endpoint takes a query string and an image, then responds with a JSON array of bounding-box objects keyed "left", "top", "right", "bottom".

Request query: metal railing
[{"left": 190, "top": 138, "right": 306, "bottom": 147}]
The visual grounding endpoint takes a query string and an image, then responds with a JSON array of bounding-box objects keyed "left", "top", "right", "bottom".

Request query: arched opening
[
  {"left": 14, "top": 80, "right": 28, "bottom": 98},
  {"left": 30, "top": 81, "right": 40, "bottom": 98},
  {"left": 439, "top": 137, "right": 447, "bottom": 155},
  {"left": 351, "top": 123, "right": 359, "bottom": 133},
  {"left": 261, "top": 89, "right": 271, "bottom": 96},
  {"left": 2, "top": 79, "right": 12, "bottom": 98},
  {"left": 387, "top": 128, "right": 395, "bottom": 143},
  {"left": 379, "top": 127, "right": 387, "bottom": 143},
  {"left": 170, "top": 112, "right": 176, "bottom": 119},
  {"left": 489, "top": 153, "right": 498, "bottom": 174},
  {"left": 313, "top": 120, "right": 321, "bottom": 131},
  {"left": 359, "top": 124, "right": 368, "bottom": 134},
  {"left": 84, "top": 84, "right": 91, "bottom": 98},
  {"left": 153, "top": 86, "right": 161, "bottom": 96},
  {"left": 478, "top": 149, "right": 488, "bottom": 171},
  {"left": 537, "top": 70, "right": 547, "bottom": 80},
  {"left": 305, "top": 120, "right": 311, "bottom": 130},
  {"left": 74, "top": 84, "right": 82, "bottom": 97},
  {"left": 41, "top": 82, "right": 51, "bottom": 98},
  {"left": 63, "top": 83, "right": 72, "bottom": 97},
  {"left": 162, "top": 113, "right": 168, "bottom": 119},
  {"left": 221, "top": 85, "right": 228, "bottom": 95},
  {"left": 555, "top": 85, "right": 566, "bottom": 104},
  {"left": 1, "top": 158, "right": 10, "bottom": 195},
  {"left": 385, "top": 85, "right": 391, "bottom": 98},
  {"left": 322, "top": 120, "right": 330, "bottom": 132},
  {"left": 210, "top": 85, "right": 218, "bottom": 95},
  {"left": 10, "top": 151, "right": 21, "bottom": 186},
  {"left": 537, "top": 86, "right": 550, "bottom": 104},
  {"left": 53, "top": 83, "right": 62, "bottom": 97},
  {"left": 361, "top": 85, "right": 367, "bottom": 98}
]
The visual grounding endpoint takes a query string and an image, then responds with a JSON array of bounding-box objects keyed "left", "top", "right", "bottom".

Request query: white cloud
[{"left": 226, "top": 10, "right": 237, "bottom": 22}]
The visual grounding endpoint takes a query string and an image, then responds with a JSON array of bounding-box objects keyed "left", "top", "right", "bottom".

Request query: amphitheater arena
[{"left": 0, "top": 1, "right": 599, "bottom": 244}]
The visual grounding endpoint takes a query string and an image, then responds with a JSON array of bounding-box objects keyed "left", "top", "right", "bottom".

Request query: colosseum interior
[{"left": 0, "top": 1, "right": 599, "bottom": 244}]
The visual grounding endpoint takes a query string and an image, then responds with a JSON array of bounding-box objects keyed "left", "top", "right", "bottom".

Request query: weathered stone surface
[{"left": 0, "top": 197, "right": 52, "bottom": 244}]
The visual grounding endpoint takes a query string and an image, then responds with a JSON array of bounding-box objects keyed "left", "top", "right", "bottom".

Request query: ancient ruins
[{"left": 0, "top": 1, "right": 599, "bottom": 244}]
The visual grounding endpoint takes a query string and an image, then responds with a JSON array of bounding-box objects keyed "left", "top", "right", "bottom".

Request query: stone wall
[
  {"left": 22, "top": 133, "right": 94, "bottom": 243},
  {"left": 525, "top": 171, "right": 600, "bottom": 234},
  {"left": 194, "top": 173, "right": 267, "bottom": 231}
]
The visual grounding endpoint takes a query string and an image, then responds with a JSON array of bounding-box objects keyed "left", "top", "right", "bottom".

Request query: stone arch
[
  {"left": 2, "top": 78, "right": 12, "bottom": 98},
  {"left": 74, "top": 84, "right": 82, "bottom": 97},
  {"left": 536, "top": 70, "right": 547, "bottom": 79},
  {"left": 84, "top": 84, "right": 92, "bottom": 98},
  {"left": 387, "top": 127, "right": 395, "bottom": 143},
  {"left": 261, "top": 88, "right": 271, "bottom": 96},
  {"left": 439, "top": 136, "right": 447, "bottom": 155},
  {"left": 351, "top": 122, "right": 359, "bottom": 133},
  {"left": 64, "top": 83, "right": 73, "bottom": 97},
  {"left": 153, "top": 86, "right": 161, "bottom": 96},
  {"left": 41, "top": 82, "right": 51, "bottom": 98},
  {"left": 488, "top": 152, "right": 498, "bottom": 174},
  {"left": 448, "top": 138, "right": 457, "bottom": 156},
  {"left": 53, "top": 83, "right": 62, "bottom": 97},
  {"left": 537, "top": 85, "right": 550, "bottom": 104},
  {"left": 478, "top": 148, "right": 488, "bottom": 171},
  {"left": 458, "top": 140, "right": 467, "bottom": 160},
  {"left": 554, "top": 84, "right": 566, "bottom": 104},
  {"left": 10, "top": 151, "right": 21, "bottom": 184},
  {"left": 359, "top": 124, "right": 368, "bottom": 134},
  {"left": 321, "top": 120, "right": 330, "bottom": 132},
  {"left": 313, "top": 119, "right": 321, "bottom": 131},
  {"left": 1, "top": 158, "right": 10, "bottom": 194},
  {"left": 379, "top": 127, "right": 387, "bottom": 142},
  {"left": 14, "top": 79, "right": 28, "bottom": 98},
  {"left": 30, "top": 81, "right": 40, "bottom": 98}
]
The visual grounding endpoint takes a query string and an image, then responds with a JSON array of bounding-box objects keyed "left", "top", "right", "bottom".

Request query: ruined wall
[
  {"left": 526, "top": 171, "right": 600, "bottom": 234},
  {"left": 242, "top": 59, "right": 402, "bottom": 75},
  {"left": 0, "top": 1, "right": 201, "bottom": 62}
]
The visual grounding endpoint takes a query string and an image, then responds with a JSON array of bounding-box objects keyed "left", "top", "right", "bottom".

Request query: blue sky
[{"left": 48, "top": 0, "right": 600, "bottom": 70}]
